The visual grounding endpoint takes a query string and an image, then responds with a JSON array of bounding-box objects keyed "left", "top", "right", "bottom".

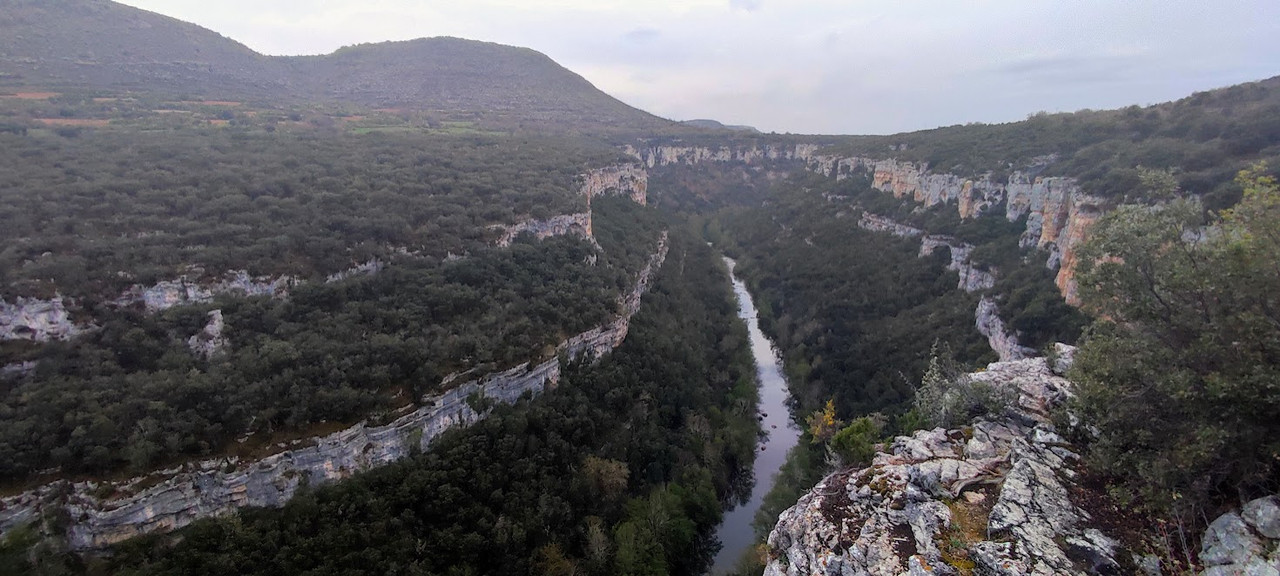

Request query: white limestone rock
[
  {"left": 0, "top": 295, "right": 84, "bottom": 341},
  {"left": 764, "top": 354, "right": 1122, "bottom": 576}
]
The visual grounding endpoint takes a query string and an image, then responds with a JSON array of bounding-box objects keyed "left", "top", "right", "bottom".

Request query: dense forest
[
  {"left": 1069, "top": 166, "right": 1280, "bottom": 547},
  {"left": 4, "top": 224, "right": 763, "bottom": 576},
  {"left": 0, "top": 126, "right": 621, "bottom": 300},
  {"left": 3, "top": 6, "right": 1280, "bottom": 571},
  {"left": 0, "top": 195, "right": 666, "bottom": 484},
  {"left": 829, "top": 77, "right": 1280, "bottom": 208}
]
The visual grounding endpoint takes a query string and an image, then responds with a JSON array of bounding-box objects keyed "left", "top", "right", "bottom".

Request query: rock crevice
[{"left": 764, "top": 348, "right": 1123, "bottom": 576}]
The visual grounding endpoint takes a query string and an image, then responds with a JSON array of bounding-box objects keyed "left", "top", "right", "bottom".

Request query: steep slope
[
  {"left": 0, "top": 0, "right": 284, "bottom": 97},
  {"left": 0, "top": 0, "right": 673, "bottom": 131}
]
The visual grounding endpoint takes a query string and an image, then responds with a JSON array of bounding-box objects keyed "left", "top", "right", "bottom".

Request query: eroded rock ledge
[
  {"left": 496, "top": 164, "right": 648, "bottom": 247},
  {"left": 626, "top": 144, "right": 1101, "bottom": 304},
  {"left": 0, "top": 233, "right": 669, "bottom": 550},
  {"left": 857, "top": 213, "right": 1031, "bottom": 362},
  {"left": 764, "top": 347, "right": 1125, "bottom": 576}
]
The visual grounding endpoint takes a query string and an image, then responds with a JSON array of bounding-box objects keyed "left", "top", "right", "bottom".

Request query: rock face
[
  {"left": 187, "top": 309, "right": 227, "bottom": 358},
  {"left": 976, "top": 297, "right": 1037, "bottom": 362},
  {"left": 117, "top": 270, "right": 296, "bottom": 313},
  {"left": 496, "top": 164, "right": 648, "bottom": 248},
  {"left": 581, "top": 164, "right": 648, "bottom": 205},
  {"left": 0, "top": 234, "right": 670, "bottom": 550},
  {"left": 626, "top": 143, "right": 1100, "bottom": 304},
  {"left": 0, "top": 295, "right": 84, "bottom": 341},
  {"left": 1200, "top": 496, "right": 1280, "bottom": 576},
  {"left": 325, "top": 258, "right": 386, "bottom": 283},
  {"left": 764, "top": 348, "right": 1125, "bottom": 576},
  {"left": 856, "top": 214, "right": 995, "bottom": 294},
  {"left": 857, "top": 212, "right": 1024, "bottom": 361},
  {"left": 918, "top": 236, "right": 996, "bottom": 294},
  {"left": 496, "top": 212, "right": 594, "bottom": 247}
]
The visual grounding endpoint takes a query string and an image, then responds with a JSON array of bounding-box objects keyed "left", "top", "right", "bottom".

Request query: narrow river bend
[{"left": 709, "top": 258, "right": 803, "bottom": 574}]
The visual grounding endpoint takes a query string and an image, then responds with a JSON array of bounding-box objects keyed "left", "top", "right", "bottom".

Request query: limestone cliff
[
  {"left": 496, "top": 212, "right": 593, "bottom": 247},
  {"left": 580, "top": 164, "right": 648, "bottom": 205},
  {"left": 975, "top": 298, "right": 1036, "bottom": 362},
  {"left": 495, "top": 164, "right": 648, "bottom": 247},
  {"left": 857, "top": 213, "right": 1026, "bottom": 361},
  {"left": 764, "top": 346, "right": 1127, "bottom": 576},
  {"left": 0, "top": 233, "right": 670, "bottom": 550},
  {"left": 0, "top": 295, "right": 85, "bottom": 342},
  {"left": 626, "top": 143, "right": 1099, "bottom": 304},
  {"left": 115, "top": 270, "right": 296, "bottom": 313}
]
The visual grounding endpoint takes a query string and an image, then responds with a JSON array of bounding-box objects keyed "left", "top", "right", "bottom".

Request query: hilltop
[{"left": 0, "top": 0, "right": 673, "bottom": 132}]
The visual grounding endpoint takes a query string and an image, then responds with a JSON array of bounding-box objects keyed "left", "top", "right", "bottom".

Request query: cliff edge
[
  {"left": 764, "top": 347, "right": 1123, "bottom": 575},
  {"left": 762, "top": 348, "right": 1280, "bottom": 575}
]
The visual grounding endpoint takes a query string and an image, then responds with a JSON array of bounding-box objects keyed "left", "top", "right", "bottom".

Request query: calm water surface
[{"left": 709, "top": 258, "right": 802, "bottom": 574}]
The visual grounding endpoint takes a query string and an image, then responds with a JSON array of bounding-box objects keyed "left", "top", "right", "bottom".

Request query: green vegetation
[
  {"left": 0, "top": 197, "right": 664, "bottom": 483},
  {"left": 0, "top": 128, "right": 618, "bottom": 300},
  {"left": 1071, "top": 165, "right": 1280, "bottom": 526},
  {"left": 25, "top": 225, "right": 760, "bottom": 576},
  {"left": 710, "top": 171, "right": 994, "bottom": 420},
  {"left": 911, "top": 344, "right": 1014, "bottom": 430},
  {"left": 0, "top": 2, "right": 676, "bottom": 134},
  {"left": 829, "top": 77, "right": 1280, "bottom": 205}
]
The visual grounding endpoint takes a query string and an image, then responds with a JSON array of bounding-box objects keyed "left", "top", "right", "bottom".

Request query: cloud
[
  {"left": 729, "top": 0, "right": 761, "bottom": 13},
  {"left": 623, "top": 28, "right": 661, "bottom": 43},
  {"left": 988, "top": 51, "right": 1150, "bottom": 86}
]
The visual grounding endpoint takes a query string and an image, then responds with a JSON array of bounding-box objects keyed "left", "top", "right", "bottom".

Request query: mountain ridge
[{"left": 0, "top": 0, "right": 674, "bottom": 131}]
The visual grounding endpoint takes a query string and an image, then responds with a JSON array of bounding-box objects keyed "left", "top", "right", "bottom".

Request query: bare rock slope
[{"left": 764, "top": 346, "right": 1128, "bottom": 576}]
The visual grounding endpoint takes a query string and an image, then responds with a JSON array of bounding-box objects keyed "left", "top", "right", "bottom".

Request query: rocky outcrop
[
  {"left": 325, "top": 258, "right": 385, "bottom": 283},
  {"left": 857, "top": 214, "right": 996, "bottom": 294},
  {"left": 1200, "top": 496, "right": 1280, "bottom": 576},
  {"left": 857, "top": 212, "right": 1022, "bottom": 360},
  {"left": 918, "top": 236, "right": 996, "bottom": 294},
  {"left": 495, "top": 164, "right": 647, "bottom": 248},
  {"left": 0, "top": 233, "right": 670, "bottom": 550},
  {"left": 764, "top": 348, "right": 1123, "bottom": 576},
  {"left": 976, "top": 297, "right": 1036, "bottom": 362},
  {"left": 0, "top": 295, "right": 85, "bottom": 341},
  {"left": 627, "top": 143, "right": 1100, "bottom": 304},
  {"left": 581, "top": 164, "right": 648, "bottom": 205},
  {"left": 187, "top": 309, "right": 226, "bottom": 358},
  {"left": 117, "top": 270, "right": 296, "bottom": 312},
  {"left": 496, "top": 212, "right": 594, "bottom": 247},
  {"left": 859, "top": 213, "right": 925, "bottom": 238}
]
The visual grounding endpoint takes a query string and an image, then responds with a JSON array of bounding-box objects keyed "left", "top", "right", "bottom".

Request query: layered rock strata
[
  {"left": 0, "top": 233, "right": 669, "bottom": 550},
  {"left": 627, "top": 144, "right": 1100, "bottom": 303},
  {"left": 764, "top": 347, "right": 1124, "bottom": 576}
]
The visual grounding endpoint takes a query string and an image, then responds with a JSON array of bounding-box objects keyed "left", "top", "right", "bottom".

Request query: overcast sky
[{"left": 116, "top": 0, "right": 1280, "bottom": 135}]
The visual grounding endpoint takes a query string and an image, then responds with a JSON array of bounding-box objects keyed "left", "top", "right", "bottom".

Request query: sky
[{"left": 115, "top": 0, "right": 1280, "bottom": 135}]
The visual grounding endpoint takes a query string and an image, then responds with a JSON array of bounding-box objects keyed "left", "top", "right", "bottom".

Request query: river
[{"left": 709, "top": 258, "right": 803, "bottom": 574}]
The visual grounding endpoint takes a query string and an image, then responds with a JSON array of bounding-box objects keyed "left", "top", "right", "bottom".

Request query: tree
[{"left": 1071, "top": 164, "right": 1280, "bottom": 521}]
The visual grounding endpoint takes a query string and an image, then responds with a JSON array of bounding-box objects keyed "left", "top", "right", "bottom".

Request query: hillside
[{"left": 0, "top": 0, "right": 673, "bottom": 132}]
